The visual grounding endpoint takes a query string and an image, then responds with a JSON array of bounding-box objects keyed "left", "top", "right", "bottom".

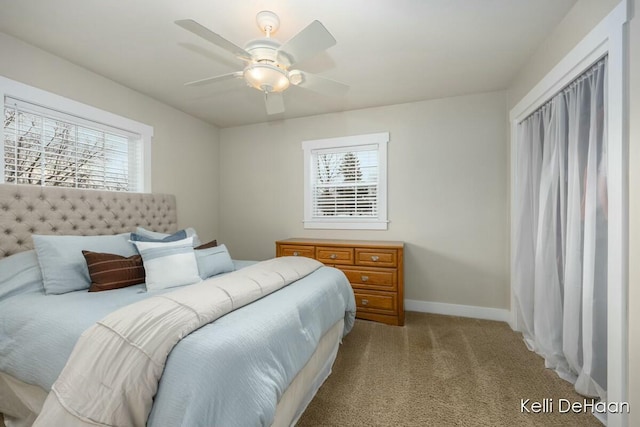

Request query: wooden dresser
[{"left": 275, "top": 238, "right": 404, "bottom": 326}]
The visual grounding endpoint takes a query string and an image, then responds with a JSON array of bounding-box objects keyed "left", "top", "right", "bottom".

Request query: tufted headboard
[{"left": 0, "top": 183, "right": 178, "bottom": 258}]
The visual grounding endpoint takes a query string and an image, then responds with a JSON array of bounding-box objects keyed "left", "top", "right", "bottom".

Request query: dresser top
[{"left": 276, "top": 237, "right": 404, "bottom": 248}]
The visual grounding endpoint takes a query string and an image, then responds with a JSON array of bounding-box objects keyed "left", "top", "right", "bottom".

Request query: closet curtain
[{"left": 513, "top": 59, "right": 608, "bottom": 399}]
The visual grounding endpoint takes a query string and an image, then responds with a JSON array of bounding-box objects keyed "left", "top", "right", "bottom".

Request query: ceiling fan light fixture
[
  {"left": 244, "top": 63, "right": 290, "bottom": 93},
  {"left": 288, "top": 70, "right": 304, "bottom": 86}
]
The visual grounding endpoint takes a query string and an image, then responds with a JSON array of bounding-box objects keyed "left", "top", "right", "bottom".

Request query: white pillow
[
  {"left": 131, "top": 236, "right": 201, "bottom": 291},
  {"left": 135, "top": 227, "right": 201, "bottom": 247}
]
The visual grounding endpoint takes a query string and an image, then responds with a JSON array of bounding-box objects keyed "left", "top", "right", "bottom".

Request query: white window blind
[
  {"left": 3, "top": 97, "right": 143, "bottom": 192},
  {"left": 312, "top": 147, "right": 379, "bottom": 218},
  {"left": 303, "top": 132, "right": 389, "bottom": 230}
]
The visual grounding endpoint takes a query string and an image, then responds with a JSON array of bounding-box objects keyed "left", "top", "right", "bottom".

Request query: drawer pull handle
[
  {"left": 371, "top": 255, "right": 379, "bottom": 262},
  {"left": 330, "top": 254, "right": 337, "bottom": 259},
  {"left": 361, "top": 275, "right": 369, "bottom": 282},
  {"left": 293, "top": 251, "right": 299, "bottom": 256},
  {"left": 361, "top": 298, "right": 369, "bottom": 306}
]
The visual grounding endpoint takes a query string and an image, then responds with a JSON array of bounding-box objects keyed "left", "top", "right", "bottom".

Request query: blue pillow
[
  {"left": 133, "top": 227, "right": 201, "bottom": 246},
  {"left": 195, "top": 244, "right": 235, "bottom": 280},
  {"left": 0, "top": 250, "right": 44, "bottom": 300},
  {"left": 131, "top": 237, "right": 201, "bottom": 291},
  {"left": 32, "top": 233, "right": 137, "bottom": 295},
  {"left": 130, "top": 229, "right": 187, "bottom": 243}
]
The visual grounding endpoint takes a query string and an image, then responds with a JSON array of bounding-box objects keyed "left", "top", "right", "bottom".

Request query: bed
[{"left": 0, "top": 183, "right": 356, "bottom": 427}]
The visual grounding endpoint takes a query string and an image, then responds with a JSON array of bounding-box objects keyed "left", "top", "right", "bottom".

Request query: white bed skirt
[{"left": 0, "top": 318, "right": 344, "bottom": 427}]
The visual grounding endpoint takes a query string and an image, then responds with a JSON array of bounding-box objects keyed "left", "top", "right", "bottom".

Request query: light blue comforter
[{"left": 0, "top": 261, "right": 356, "bottom": 426}]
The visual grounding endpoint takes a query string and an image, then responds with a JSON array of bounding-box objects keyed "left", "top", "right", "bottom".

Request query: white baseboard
[{"left": 405, "top": 299, "right": 510, "bottom": 323}]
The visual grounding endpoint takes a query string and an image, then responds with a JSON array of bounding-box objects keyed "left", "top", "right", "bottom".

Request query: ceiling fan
[{"left": 175, "top": 11, "right": 348, "bottom": 115}]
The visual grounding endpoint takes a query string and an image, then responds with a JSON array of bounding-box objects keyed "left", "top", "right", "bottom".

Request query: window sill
[{"left": 303, "top": 220, "right": 389, "bottom": 230}]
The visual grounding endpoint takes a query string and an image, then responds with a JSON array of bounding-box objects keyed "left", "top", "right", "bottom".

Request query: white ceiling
[{"left": 0, "top": 0, "right": 576, "bottom": 128}]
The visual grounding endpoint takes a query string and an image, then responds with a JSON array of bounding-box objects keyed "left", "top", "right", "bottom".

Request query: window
[
  {"left": 0, "top": 76, "right": 152, "bottom": 192},
  {"left": 302, "top": 132, "right": 388, "bottom": 230}
]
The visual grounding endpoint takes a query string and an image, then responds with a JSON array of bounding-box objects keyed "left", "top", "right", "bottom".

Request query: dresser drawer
[
  {"left": 338, "top": 267, "right": 397, "bottom": 291},
  {"left": 354, "top": 290, "right": 397, "bottom": 315},
  {"left": 355, "top": 248, "right": 397, "bottom": 268},
  {"left": 315, "top": 246, "right": 354, "bottom": 265},
  {"left": 278, "top": 245, "right": 315, "bottom": 259}
]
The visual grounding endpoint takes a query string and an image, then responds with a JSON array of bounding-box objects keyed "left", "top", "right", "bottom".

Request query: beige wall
[
  {"left": 507, "top": 0, "right": 638, "bottom": 421},
  {"left": 508, "top": 0, "right": 620, "bottom": 109},
  {"left": 219, "top": 91, "right": 509, "bottom": 308},
  {"left": 628, "top": 0, "right": 639, "bottom": 424},
  {"left": 0, "top": 32, "right": 220, "bottom": 242}
]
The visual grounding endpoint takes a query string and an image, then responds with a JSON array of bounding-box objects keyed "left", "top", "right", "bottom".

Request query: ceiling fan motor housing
[{"left": 244, "top": 38, "right": 280, "bottom": 64}]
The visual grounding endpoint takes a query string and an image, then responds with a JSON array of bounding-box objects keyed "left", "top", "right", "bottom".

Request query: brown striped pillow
[{"left": 82, "top": 250, "right": 145, "bottom": 292}]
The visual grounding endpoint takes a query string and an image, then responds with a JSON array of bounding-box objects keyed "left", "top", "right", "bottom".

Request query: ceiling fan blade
[
  {"left": 184, "top": 71, "right": 244, "bottom": 87},
  {"left": 175, "top": 19, "right": 252, "bottom": 62},
  {"left": 277, "top": 20, "right": 336, "bottom": 67},
  {"left": 294, "top": 71, "right": 349, "bottom": 96},
  {"left": 265, "top": 92, "right": 285, "bottom": 115}
]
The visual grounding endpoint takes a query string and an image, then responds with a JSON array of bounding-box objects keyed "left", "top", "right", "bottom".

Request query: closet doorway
[
  {"left": 509, "top": 3, "right": 627, "bottom": 426},
  {"left": 513, "top": 58, "right": 607, "bottom": 400}
]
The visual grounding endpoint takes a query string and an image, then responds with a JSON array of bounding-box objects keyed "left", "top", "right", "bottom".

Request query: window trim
[
  {"left": 0, "top": 75, "right": 153, "bottom": 192},
  {"left": 302, "top": 132, "right": 389, "bottom": 230}
]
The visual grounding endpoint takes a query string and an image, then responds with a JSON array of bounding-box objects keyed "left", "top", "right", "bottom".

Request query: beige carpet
[
  {"left": 297, "top": 312, "right": 603, "bottom": 427},
  {"left": 0, "top": 313, "right": 603, "bottom": 427}
]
